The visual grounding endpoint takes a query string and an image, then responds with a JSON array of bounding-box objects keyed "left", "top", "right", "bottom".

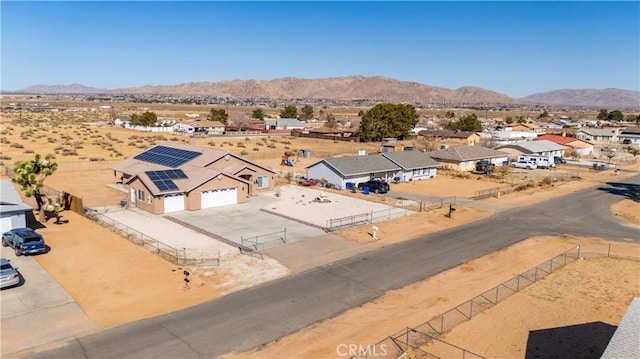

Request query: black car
[
  {"left": 357, "top": 180, "right": 390, "bottom": 194},
  {"left": 554, "top": 156, "right": 567, "bottom": 164}
]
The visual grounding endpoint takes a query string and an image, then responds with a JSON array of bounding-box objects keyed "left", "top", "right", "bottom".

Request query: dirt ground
[{"left": 2, "top": 112, "right": 639, "bottom": 357}]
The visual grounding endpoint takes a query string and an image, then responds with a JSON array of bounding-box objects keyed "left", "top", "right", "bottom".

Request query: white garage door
[
  {"left": 164, "top": 194, "right": 185, "bottom": 213},
  {"left": 0, "top": 216, "right": 13, "bottom": 234},
  {"left": 201, "top": 187, "right": 237, "bottom": 208}
]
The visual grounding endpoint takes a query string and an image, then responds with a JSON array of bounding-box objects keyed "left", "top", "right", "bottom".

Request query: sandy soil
[
  {"left": 2, "top": 112, "right": 639, "bottom": 357},
  {"left": 227, "top": 237, "right": 640, "bottom": 359}
]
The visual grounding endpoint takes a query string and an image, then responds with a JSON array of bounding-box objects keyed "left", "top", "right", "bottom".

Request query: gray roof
[
  {"left": 601, "top": 297, "right": 640, "bottom": 359},
  {"left": 0, "top": 179, "right": 33, "bottom": 214},
  {"left": 265, "top": 118, "right": 305, "bottom": 128},
  {"left": 496, "top": 140, "right": 565, "bottom": 154},
  {"left": 577, "top": 128, "right": 620, "bottom": 136},
  {"left": 426, "top": 146, "right": 508, "bottom": 162},
  {"left": 381, "top": 151, "right": 439, "bottom": 170},
  {"left": 307, "top": 154, "right": 400, "bottom": 176}
]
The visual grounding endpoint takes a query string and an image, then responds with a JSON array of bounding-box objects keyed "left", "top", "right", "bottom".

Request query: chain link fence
[{"left": 352, "top": 244, "right": 639, "bottom": 359}]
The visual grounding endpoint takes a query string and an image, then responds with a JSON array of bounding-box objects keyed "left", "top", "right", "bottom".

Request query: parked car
[
  {"left": 2, "top": 228, "right": 47, "bottom": 256},
  {"left": 1, "top": 258, "right": 20, "bottom": 289},
  {"left": 475, "top": 160, "right": 495, "bottom": 174},
  {"left": 357, "top": 180, "right": 390, "bottom": 194},
  {"left": 512, "top": 161, "right": 538, "bottom": 170},
  {"left": 298, "top": 178, "right": 317, "bottom": 186},
  {"left": 554, "top": 156, "right": 567, "bottom": 164}
]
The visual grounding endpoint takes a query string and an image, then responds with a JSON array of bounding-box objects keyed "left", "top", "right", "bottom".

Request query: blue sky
[{"left": 2, "top": 1, "right": 638, "bottom": 98}]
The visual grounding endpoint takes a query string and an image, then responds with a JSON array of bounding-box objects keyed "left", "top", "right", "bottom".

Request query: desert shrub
[
  {"left": 256, "top": 142, "right": 264, "bottom": 146},
  {"left": 0, "top": 137, "right": 9, "bottom": 144},
  {"left": 245, "top": 137, "right": 251, "bottom": 142},
  {"left": 267, "top": 143, "right": 277, "bottom": 149},
  {"left": 23, "top": 149, "right": 35, "bottom": 154},
  {"left": 280, "top": 140, "right": 291, "bottom": 145},
  {"left": 0, "top": 155, "right": 12, "bottom": 160},
  {"left": 541, "top": 176, "right": 554, "bottom": 185},
  {"left": 89, "top": 157, "right": 105, "bottom": 161},
  {"left": 48, "top": 137, "right": 57, "bottom": 143},
  {"left": 227, "top": 143, "right": 234, "bottom": 147},
  {"left": 61, "top": 149, "right": 78, "bottom": 156},
  {"left": 237, "top": 142, "right": 245, "bottom": 148},
  {"left": 207, "top": 141, "right": 216, "bottom": 146},
  {"left": 170, "top": 137, "right": 179, "bottom": 141},
  {"left": 240, "top": 150, "right": 249, "bottom": 155},
  {"left": 253, "top": 147, "right": 260, "bottom": 151},
  {"left": 129, "top": 135, "right": 139, "bottom": 139},
  {"left": 128, "top": 141, "right": 137, "bottom": 146},
  {"left": 284, "top": 146, "right": 290, "bottom": 150},
  {"left": 10, "top": 142, "right": 24, "bottom": 149},
  {"left": 148, "top": 142, "right": 156, "bottom": 146},
  {"left": 270, "top": 138, "right": 277, "bottom": 142}
]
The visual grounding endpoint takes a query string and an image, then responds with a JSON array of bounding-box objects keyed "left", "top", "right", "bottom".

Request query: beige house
[{"left": 111, "top": 142, "right": 276, "bottom": 214}]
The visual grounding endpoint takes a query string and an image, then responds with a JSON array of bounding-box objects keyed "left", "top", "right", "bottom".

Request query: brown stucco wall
[{"left": 127, "top": 178, "right": 164, "bottom": 214}]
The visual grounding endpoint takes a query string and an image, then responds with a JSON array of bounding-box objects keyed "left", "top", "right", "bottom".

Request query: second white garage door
[{"left": 201, "top": 187, "right": 237, "bottom": 208}]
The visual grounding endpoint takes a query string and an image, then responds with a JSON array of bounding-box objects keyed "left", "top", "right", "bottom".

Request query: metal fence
[
  {"left": 474, "top": 186, "right": 513, "bottom": 200},
  {"left": 352, "top": 244, "right": 640, "bottom": 359},
  {"left": 240, "top": 228, "right": 287, "bottom": 251},
  {"left": 85, "top": 212, "right": 220, "bottom": 266},
  {"left": 326, "top": 207, "right": 411, "bottom": 232}
]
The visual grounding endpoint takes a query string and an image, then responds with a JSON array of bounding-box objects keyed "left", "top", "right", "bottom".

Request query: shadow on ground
[
  {"left": 597, "top": 181, "right": 640, "bottom": 202},
  {"left": 525, "top": 321, "right": 616, "bottom": 359}
]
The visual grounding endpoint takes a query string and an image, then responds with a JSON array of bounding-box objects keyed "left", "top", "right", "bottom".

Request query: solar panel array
[
  {"left": 146, "top": 169, "right": 188, "bottom": 192},
  {"left": 134, "top": 146, "right": 202, "bottom": 168}
]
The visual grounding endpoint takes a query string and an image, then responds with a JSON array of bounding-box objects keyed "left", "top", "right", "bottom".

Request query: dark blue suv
[{"left": 2, "top": 228, "right": 47, "bottom": 256}]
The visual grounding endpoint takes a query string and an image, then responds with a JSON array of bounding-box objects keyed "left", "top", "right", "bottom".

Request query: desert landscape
[{"left": 0, "top": 104, "right": 638, "bottom": 359}]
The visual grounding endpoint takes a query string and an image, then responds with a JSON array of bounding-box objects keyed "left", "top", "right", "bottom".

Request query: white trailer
[{"left": 517, "top": 155, "right": 555, "bottom": 169}]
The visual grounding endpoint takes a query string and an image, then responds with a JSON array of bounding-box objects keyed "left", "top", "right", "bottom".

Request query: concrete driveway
[{"left": 0, "top": 249, "right": 95, "bottom": 356}]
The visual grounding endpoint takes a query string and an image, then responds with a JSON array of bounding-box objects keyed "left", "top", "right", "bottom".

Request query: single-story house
[
  {"left": 575, "top": 128, "right": 620, "bottom": 144},
  {"left": 536, "top": 134, "right": 593, "bottom": 157},
  {"left": 419, "top": 130, "right": 481, "bottom": 146},
  {"left": 425, "top": 146, "right": 509, "bottom": 171},
  {"left": 174, "top": 120, "right": 226, "bottom": 135},
  {"left": 0, "top": 179, "right": 33, "bottom": 233},
  {"left": 110, "top": 142, "right": 277, "bottom": 214},
  {"left": 264, "top": 118, "right": 306, "bottom": 131},
  {"left": 496, "top": 140, "right": 565, "bottom": 159},
  {"left": 114, "top": 115, "right": 132, "bottom": 126},
  {"left": 508, "top": 123, "right": 545, "bottom": 133},
  {"left": 619, "top": 130, "right": 640, "bottom": 146},
  {"left": 306, "top": 151, "right": 438, "bottom": 189}
]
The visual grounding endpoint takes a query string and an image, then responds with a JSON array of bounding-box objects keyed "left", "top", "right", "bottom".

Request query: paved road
[{"left": 21, "top": 175, "right": 640, "bottom": 359}]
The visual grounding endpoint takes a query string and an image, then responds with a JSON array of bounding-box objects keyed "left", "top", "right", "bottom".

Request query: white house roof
[
  {"left": 496, "top": 140, "right": 565, "bottom": 154},
  {"left": 0, "top": 179, "right": 33, "bottom": 214},
  {"left": 577, "top": 128, "right": 620, "bottom": 137},
  {"left": 265, "top": 118, "right": 305, "bottom": 128},
  {"left": 426, "top": 146, "right": 508, "bottom": 162},
  {"left": 601, "top": 297, "right": 640, "bottom": 359}
]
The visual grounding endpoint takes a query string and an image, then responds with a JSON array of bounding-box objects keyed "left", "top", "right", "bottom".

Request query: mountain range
[{"left": 14, "top": 76, "right": 640, "bottom": 109}]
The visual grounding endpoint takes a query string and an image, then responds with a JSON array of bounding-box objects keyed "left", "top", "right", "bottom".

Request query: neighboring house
[
  {"left": 619, "top": 130, "right": 640, "bottom": 146},
  {"left": 508, "top": 123, "right": 545, "bottom": 133},
  {"left": 426, "top": 146, "right": 509, "bottom": 171},
  {"left": 419, "top": 130, "right": 481, "bottom": 146},
  {"left": 536, "top": 134, "right": 593, "bottom": 157},
  {"left": 488, "top": 130, "right": 538, "bottom": 146},
  {"left": 575, "top": 128, "right": 621, "bottom": 144},
  {"left": 381, "top": 151, "right": 439, "bottom": 182},
  {"left": 114, "top": 115, "right": 131, "bottom": 126},
  {"left": 0, "top": 179, "right": 33, "bottom": 233},
  {"left": 496, "top": 140, "right": 565, "bottom": 159},
  {"left": 110, "top": 142, "right": 277, "bottom": 215},
  {"left": 306, "top": 152, "right": 438, "bottom": 189},
  {"left": 264, "top": 118, "right": 306, "bottom": 131},
  {"left": 174, "top": 120, "right": 226, "bottom": 135}
]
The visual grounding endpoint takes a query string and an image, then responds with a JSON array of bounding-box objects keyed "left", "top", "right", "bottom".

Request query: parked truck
[{"left": 517, "top": 155, "right": 555, "bottom": 169}]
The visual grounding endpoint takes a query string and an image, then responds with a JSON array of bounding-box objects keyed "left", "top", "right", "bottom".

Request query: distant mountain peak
[{"left": 18, "top": 83, "right": 107, "bottom": 94}]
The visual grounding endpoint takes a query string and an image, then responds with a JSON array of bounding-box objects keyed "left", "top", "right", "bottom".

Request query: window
[
  {"left": 137, "top": 189, "right": 145, "bottom": 201},
  {"left": 257, "top": 176, "right": 269, "bottom": 188}
]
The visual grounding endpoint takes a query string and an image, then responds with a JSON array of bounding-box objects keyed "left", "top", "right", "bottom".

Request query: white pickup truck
[{"left": 512, "top": 160, "right": 537, "bottom": 170}]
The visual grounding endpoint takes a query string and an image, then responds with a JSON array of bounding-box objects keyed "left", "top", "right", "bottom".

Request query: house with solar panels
[{"left": 110, "top": 142, "right": 277, "bottom": 214}]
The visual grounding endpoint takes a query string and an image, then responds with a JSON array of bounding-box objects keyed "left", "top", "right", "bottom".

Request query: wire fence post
[
  {"left": 183, "top": 248, "right": 187, "bottom": 265},
  {"left": 608, "top": 244, "right": 611, "bottom": 257}
]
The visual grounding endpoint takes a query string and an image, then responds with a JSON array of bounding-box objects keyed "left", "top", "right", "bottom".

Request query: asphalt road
[{"left": 23, "top": 175, "right": 639, "bottom": 359}]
